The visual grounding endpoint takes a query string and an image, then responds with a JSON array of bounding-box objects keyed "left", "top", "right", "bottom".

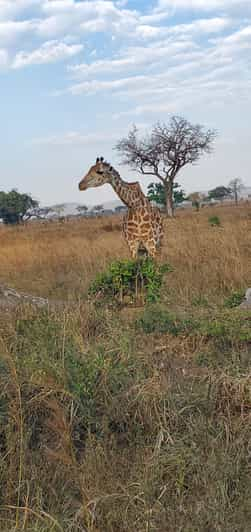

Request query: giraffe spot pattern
[{"left": 79, "top": 159, "right": 164, "bottom": 259}]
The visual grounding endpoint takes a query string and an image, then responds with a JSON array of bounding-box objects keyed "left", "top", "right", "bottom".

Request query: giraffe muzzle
[{"left": 79, "top": 181, "right": 87, "bottom": 191}]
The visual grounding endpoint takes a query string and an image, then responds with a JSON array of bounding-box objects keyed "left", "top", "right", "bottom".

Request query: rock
[
  {"left": 238, "top": 288, "right": 251, "bottom": 310},
  {"left": 0, "top": 284, "right": 49, "bottom": 310}
]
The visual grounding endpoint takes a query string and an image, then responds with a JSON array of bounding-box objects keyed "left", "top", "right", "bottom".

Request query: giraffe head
[{"left": 78, "top": 157, "right": 114, "bottom": 191}]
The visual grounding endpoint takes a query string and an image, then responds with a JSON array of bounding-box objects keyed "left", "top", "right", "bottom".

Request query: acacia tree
[
  {"left": 147, "top": 182, "right": 186, "bottom": 207},
  {"left": 32, "top": 206, "right": 54, "bottom": 219},
  {"left": 92, "top": 205, "right": 104, "bottom": 212},
  {"left": 0, "top": 189, "right": 38, "bottom": 224},
  {"left": 77, "top": 205, "right": 88, "bottom": 216},
  {"left": 228, "top": 178, "right": 244, "bottom": 205},
  {"left": 208, "top": 186, "right": 232, "bottom": 203},
  {"left": 115, "top": 116, "right": 216, "bottom": 216}
]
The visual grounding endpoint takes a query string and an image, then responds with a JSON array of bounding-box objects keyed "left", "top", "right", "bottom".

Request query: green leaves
[
  {"left": 88, "top": 258, "right": 173, "bottom": 304},
  {"left": 147, "top": 181, "right": 186, "bottom": 206},
  {"left": 208, "top": 186, "right": 232, "bottom": 201},
  {"left": 208, "top": 215, "right": 221, "bottom": 227},
  {"left": 0, "top": 189, "right": 38, "bottom": 224},
  {"left": 224, "top": 290, "right": 245, "bottom": 308}
]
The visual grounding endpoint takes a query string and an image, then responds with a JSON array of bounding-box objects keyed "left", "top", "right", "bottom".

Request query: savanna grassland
[{"left": 0, "top": 204, "right": 251, "bottom": 531}]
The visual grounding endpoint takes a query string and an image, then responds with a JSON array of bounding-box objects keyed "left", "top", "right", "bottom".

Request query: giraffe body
[
  {"left": 78, "top": 158, "right": 164, "bottom": 258},
  {"left": 123, "top": 205, "right": 163, "bottom": 258}
]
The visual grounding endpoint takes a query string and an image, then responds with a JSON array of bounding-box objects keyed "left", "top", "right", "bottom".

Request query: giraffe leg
[
  {"left": 144, "top": 240, "right": 157, "bottom": 259},
  {"left": 127, "top": 240, "right": 140, "bottom": 259}
]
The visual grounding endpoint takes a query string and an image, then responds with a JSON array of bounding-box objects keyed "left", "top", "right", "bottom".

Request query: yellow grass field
[
  {"left": 0, "top": 204, "right": 250, "bottom": 302},
  {"left": 0, "top": 204, "right": 251, "bottom": 532}
]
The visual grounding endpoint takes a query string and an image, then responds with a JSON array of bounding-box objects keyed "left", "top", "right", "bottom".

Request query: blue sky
[{"left": 0, "top": 0, "right": 250, "bottom": 206}]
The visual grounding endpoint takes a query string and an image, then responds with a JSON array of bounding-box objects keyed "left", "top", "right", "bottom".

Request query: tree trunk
[{"left": 165, "top": 181, "right": 174, "bottom": 217}]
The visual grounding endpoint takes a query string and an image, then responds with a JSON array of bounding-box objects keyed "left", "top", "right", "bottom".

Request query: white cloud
[
  {"left": 0, "top": 19, "right": 37, "bottom": 45},
  {"left": 32, "top": 129, "right": 122, "bottom": 145},
  {"left": 156, "top": 0, "right": 251, "bottom": 11},
  {"left": 114, "top": 73, "right": 251, "bottom": 118},
  {"left": 140, "top": 11, "right": 170, "bottom": 24},
  {"left": 0, "top": 47, "right": 8, "bottom": 67},
  {"left": 67, "top": 15, "right": 232, "bottom": 89},
  {"left": 0, "top": 0, "right": 41, "bottom": 20},
  {"left": 69, "top": 39, "right": 196, "bottom": 79},
  {"left": 0, "top": 0, "right": 250, "bottom": 128},
  {"left": 135, "top": 24, "right": 163, "bottom": 38},
  {"left": 115, "top": 0, "right": 128, "bottom": 7},
  {"left": 62, "top": 4, "right": 251, "bottom": 126},
  {"left": 0, "top": 0, "right": 150, "bottom": 55},
  {"left": 170, "top": 17, "right": 231, "bottom": 34},
  {"left": 70, "top": 16, "right": 250, "bottom": 122},
  {"left": 38, "top": 0, "right": 140, "bottom": 38},
  {"left": 68, "top": 74, "right": 147, "bottom": 95},
  {"left": 12, "top": 39, "right": 83, "bottom": 68},
  {"left": 215, "top": 25, "right": 251, "bottom": 44}
]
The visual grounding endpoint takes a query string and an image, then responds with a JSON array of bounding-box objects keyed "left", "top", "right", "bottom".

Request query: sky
[{"left": 0, "top": 0, "right": 251, "bottom": 206}]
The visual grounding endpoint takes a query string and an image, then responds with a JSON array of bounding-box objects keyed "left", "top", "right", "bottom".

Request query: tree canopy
[
  {"left": 208, "top": 186, "right": 232, "bottom": 202},
  {"left": 115, "top": 116, "right": 216, "bottom": 216},
  {"left": 0, "top": 189, "right": 38, "bottom": 224},
  {"left": 147, "top": 182, "right": 186, "bottom": 207},
  {"left": 77, "top": 205, "right": 88, "bottom": 215},
  {"left": 92, "top": 205, "right": 104, "bottom": 212}
]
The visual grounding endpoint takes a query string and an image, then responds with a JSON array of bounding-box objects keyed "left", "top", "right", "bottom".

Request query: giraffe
[{"left": 78, "top": 157, "right": 164, "bottom": 259}]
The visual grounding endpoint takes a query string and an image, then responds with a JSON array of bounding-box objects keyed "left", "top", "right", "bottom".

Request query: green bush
[
  {"left": 65, "top": 346, "right": 135, "bottom": 426},
  {"left": 88, "top": 258, "right": 173, "bottom": 304},
  {"left": 137, "top": 307, "right": 251, "bottom": 355},
  {"left": 191, "top": 294, "right": 210, "bottom": 307},
  {"left": 224, "top": 290, "right": 245, "bottom": 308},
  {"left": 137, "top": 306, "right": 197, "bottom": 335},
  {"left": 208, "top": 215, "right": 221, "bottom": 227}
]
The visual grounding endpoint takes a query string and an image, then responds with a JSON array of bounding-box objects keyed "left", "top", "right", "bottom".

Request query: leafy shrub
[
  {"left": 137, "top": 306, "right": 197, "bottom": 335},
  {"left": 137, "top": 308, "right": 251, "bottom": 354},
  {"left": 4, "top": 310, "right": 138, "bottom": 447},
  {"left": 191, "top": 294, "right": 210, "bottom": 307},
  {"left": 196, "top": 314, "right": 251, "bottom": 350},
  {"left": 65, "top": 346, "right": 135, "bottom": 419},
  {"left": 224, "top": 289, "right": 245, "bottom": 308},
  {"left": 88, "top": 258, "right": 173, "bottom": 304},
  {"left": 13, "top": 311, "right": 78, "bottom": 384},
  {"left": 208, "top": 215, "right": 221, "bottom": 227}
]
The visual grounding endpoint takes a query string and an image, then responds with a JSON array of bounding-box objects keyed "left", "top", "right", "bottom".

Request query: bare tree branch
[{"left": 115, "top": 116, "right": 217, "bottom": 216}]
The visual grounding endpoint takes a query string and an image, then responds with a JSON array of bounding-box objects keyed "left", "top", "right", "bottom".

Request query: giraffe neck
[{"left": 108, "top": 168, "right": 147, "bottom": 208}]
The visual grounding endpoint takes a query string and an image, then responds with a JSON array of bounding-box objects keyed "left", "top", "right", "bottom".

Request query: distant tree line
[
  {"left": 0, "top": 178, "right": 245, "bottom": 226},
  {"left": 146, "top": 179, "right": 245, "bottom": 211},
  {"left": 0, "top": 189, "right": 63, "bottom": 225},
  {"left": 0, "top": 111, "right": 245, "bottom": 226}
]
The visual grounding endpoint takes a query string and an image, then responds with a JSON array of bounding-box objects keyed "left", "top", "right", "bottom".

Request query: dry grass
[
  {"left": 0, "top": 203, "right": 251, "bottom": 531},
  {"left": 0, "top": 217, "right": 125, "bottom": 298},
  {"left": 0, "top": 204, "right": 250, "bottom": 302}
]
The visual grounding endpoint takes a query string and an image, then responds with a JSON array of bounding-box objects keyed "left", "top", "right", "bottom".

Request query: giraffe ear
[{"left": 109, "top": 166, "right": 113, "bottom": 171}]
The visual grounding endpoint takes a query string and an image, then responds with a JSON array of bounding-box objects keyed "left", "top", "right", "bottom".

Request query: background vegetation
[{"left": 0, "top": 203, "right": 251, "bottom": 531}]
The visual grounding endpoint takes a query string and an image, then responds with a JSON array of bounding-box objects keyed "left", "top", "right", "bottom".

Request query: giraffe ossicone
[{"left": 78, "top": 158, "right": 164, "bottom": 259}]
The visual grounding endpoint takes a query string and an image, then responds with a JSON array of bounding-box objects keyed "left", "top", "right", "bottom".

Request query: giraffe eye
[{"left": 97, "top": 170, "right": 103, "bottom": 175}]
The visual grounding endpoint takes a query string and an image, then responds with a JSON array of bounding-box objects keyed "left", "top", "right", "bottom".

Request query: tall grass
[
  {"left": 0, "top": 205, "right": 250, "bottom": 302},
  {"left": 0, "top": 204, "right": 251, "bottom": 531}
]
